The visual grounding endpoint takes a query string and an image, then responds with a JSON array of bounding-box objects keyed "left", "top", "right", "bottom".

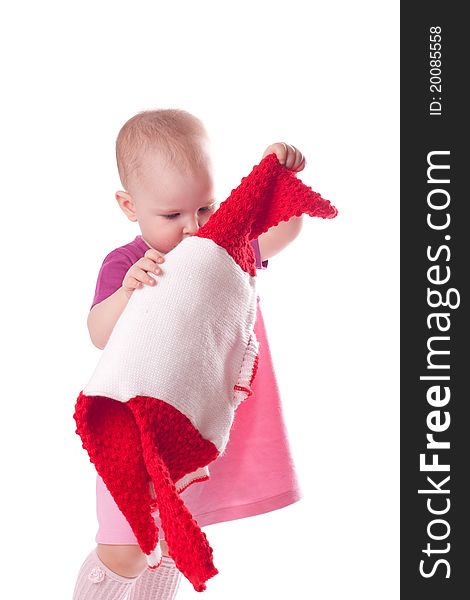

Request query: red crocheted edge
[
  {"left": 177, "top": 475, "right": 210, "bottom": 494},
  {"left": 250, "top": 354, "right": 259, "bottom": 387},
  {"left": 147, "top": 557, "right": 163, "bottom": 570},
  {"left": 234, "top": 384, "right": 252, "bottom": 394}
]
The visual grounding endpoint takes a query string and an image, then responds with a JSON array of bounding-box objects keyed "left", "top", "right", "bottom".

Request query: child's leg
[
  {"left": 94, "top": 473, "right": 151, "bottom": 576},
  {"left": 92, "top": 474, "right": 181, "bottom": 597},
  {"left": 96, "top": 544, "right": 148, "bottom": 577},
  {"left": 128, "top": 541, "right": 182, "bottom": 600},
  {"left": 72, "top": 547, "right": 142, "bottom": 600}
]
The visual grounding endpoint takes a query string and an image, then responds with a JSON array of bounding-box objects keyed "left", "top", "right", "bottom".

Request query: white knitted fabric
[{"left": 83, "top": 236, "right": 258, "bottom": 455}]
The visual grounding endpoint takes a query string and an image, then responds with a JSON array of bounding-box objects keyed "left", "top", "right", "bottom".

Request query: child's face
[{"left": 119, "top": 150, "right": 216, "bottom": 254}]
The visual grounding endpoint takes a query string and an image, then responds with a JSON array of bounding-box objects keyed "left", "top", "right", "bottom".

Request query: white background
[{"left": 0, "top": 1, "right": 399, "bottom": 598}]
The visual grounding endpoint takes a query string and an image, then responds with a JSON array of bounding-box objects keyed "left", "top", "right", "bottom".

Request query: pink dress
[{"left": 92, "top": 235, "right": 301, "bottom": 543}]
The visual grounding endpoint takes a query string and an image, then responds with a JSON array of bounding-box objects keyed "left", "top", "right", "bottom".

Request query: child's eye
[
  {"left": 164, "top": 213, "right": 180, "bottom": 220},
  {"left": 199, "top": 204, "right": 215, "bottom": 213}
]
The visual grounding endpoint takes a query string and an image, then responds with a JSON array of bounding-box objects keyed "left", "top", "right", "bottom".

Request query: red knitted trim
[
  {"left": 234, "top": 385, "right": 251, "bottom": 394},
  {"left": 151, "top": 475, "right": 211, "bottom": 509},
  {"left": 249, "top": 353, "right": 259, "bottom": 387},
  {"left": 74, "top": 391, "right": 219, "bottom": 592},
  {"left": 233, "top": 350, "right": 259, "bottom": 400},
  {"left": 148, "top": 557, "right": 163, "bottom": 570},
  {"left": 196, "top": 153, "right": 337, "bottom": 275},
  {"left": 177, "top": 475, "right": 210, "bottom": 494}
]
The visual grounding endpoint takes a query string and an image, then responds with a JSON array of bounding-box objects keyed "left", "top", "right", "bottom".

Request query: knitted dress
[{"left": 93, "top": 236, "right": 301, "bottom": 544}]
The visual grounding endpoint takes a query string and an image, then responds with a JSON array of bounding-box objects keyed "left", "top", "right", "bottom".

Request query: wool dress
[{"left": 91, "top": 234, "right": 301, "bottom": 543}]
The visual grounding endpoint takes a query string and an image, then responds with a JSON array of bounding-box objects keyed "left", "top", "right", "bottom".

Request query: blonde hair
[{"left": 116, "top": 109, "right": 210, "bottom": 190}]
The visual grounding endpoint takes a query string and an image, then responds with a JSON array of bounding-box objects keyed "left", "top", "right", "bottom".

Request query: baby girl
[{"left": 73, "top": 108, "right": 306, "bottom": 600}]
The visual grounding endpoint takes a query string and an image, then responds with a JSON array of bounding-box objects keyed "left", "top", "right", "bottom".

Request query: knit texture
[
  {"left": 197, "top": 152, "right": 338, "bottom": 276},
  {"left": 74, "top": 153, "right": 337, "bottom": 592},
  {"left": 129, "top": 556, "right": 182, "bottom": 600},
  {"left": 72, "top": 549, "right": 138, "bottom": 600},
  {"left": 74, "top": 393, "right": 219, "bottom": 589}
]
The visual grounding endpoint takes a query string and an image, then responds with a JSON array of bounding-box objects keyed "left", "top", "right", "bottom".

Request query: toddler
[{"left": 73, "top": 109, "right": 305, "bottom": 599}]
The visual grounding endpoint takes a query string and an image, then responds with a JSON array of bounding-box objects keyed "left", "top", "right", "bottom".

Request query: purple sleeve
[
  {"left": 251, "top": 238, "right": 268, "bottom": 270},
  {"left": 90, "top": 250, "right": 134, "bottom": 310},
  {"left": 91, "top": 239, "right": 266, "bottom": 311}
]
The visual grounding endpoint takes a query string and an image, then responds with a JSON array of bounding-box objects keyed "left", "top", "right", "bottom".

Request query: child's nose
[{"left": 183, "top": 216, "right": 199, "bottom": 236}]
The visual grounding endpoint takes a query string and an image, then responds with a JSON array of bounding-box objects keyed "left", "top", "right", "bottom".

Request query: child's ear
[{"left": 115, "top": 190, "right": 138, "bottom": 222}]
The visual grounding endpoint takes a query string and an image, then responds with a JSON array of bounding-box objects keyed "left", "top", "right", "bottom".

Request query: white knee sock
[
  {"left": 128, "top": 556, "right": 182, "bottom": 600},
  {"left": 72, "top": 548, "right": 139, "bottom": 600}
]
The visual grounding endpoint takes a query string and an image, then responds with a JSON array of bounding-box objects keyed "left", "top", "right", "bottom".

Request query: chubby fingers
[
  {"left": 263, "top": 142, "right": 306, "bottom": 172},
  {"left": 138, "top": 257, "right": 163, "bottom": 276},
  {"left": 282, "top": 143, "right": 306, "bottom": 171},
  {"left": 144, "top": 248, "right": 165, "bottom": 264}
]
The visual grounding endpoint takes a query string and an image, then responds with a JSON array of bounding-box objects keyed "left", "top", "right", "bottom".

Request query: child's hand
[
  {"left": 122, "top": 248, "right": 165, "bottom": 299},
  {"left": 262, "top": 142, "right": 306, "bottom": 172}
]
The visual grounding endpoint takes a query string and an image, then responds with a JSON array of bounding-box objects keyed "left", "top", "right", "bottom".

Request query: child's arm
[
  {"left": 258, "top": 214, "right": 304, "bottom": 261},
  {"left": 87, "top": 286, "right": 131, "bottom": 349},
  {"left": 258, "top": 142, "right": 306, "bottom": 261},
  {"left": 88, "top": 248, "right": 165, "bottom": 349}
]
